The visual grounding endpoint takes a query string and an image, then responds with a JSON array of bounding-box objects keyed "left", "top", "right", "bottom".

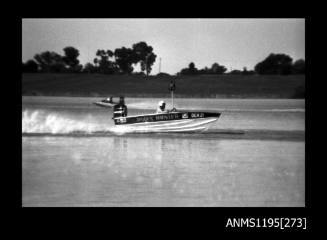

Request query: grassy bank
[{"left": 22, "top": 73, "right": 305, "bottom": 98}]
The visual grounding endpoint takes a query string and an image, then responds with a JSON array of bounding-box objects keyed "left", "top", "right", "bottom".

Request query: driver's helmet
[{"left": 158, "top": 100, "right": 166, "bottom": 108}]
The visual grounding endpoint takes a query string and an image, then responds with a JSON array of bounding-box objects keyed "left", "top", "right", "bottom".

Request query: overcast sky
[{"left": 22, "top": 18, "right": 305, "bottom": 75}]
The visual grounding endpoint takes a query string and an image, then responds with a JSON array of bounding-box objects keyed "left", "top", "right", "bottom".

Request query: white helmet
[{"left": 158, "top": 100, "right": 165, "bottom": 107}]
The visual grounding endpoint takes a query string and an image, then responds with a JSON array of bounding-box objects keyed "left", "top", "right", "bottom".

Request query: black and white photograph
[{"left": 22, "top": 18, "right": 305, "bottom": 208}]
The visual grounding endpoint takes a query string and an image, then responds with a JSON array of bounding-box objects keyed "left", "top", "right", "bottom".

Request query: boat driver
[
  {"left": 113, "top": 96, "right": 128, "bottom": 118},
  {"left": 156, "top": 100, "right": 168, "bottom": 114}
]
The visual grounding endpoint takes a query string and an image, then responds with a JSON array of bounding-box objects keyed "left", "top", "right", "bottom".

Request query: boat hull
[{"left": 112, "top": 111, "right": 221, "bottom": 133}]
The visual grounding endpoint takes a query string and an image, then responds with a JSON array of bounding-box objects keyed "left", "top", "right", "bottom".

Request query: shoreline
[{"left": 22, "top": 73, "right": 305, "bottom": 99}]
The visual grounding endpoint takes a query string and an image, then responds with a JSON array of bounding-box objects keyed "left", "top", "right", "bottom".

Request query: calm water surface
[{"left": 22, "top": 96, "right": 305, "bottom": 207}]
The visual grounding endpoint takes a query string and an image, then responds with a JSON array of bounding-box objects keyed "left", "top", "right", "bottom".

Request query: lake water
[{"left": 22, "top": 96, "right": 305, "bottom": 207}]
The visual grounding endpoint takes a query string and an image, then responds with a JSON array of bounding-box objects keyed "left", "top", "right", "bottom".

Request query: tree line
[
  {"left": 22, "top": 42, "right": 157, "bottom": 76},
  {"left": 178, "top": 53, "right": 305, "bottom": 76},
  {"left": 23, "top": 43, "right": 305, "bottom": 76}
]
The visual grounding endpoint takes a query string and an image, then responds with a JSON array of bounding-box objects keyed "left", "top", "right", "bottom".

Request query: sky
[{"left": 22, "top": 18, "right": 305, "bottom": 75}]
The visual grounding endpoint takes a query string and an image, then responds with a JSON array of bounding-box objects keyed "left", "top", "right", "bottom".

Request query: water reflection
[
  {"left": 23, "top": 135, "right": 304, "bottom": 206},
  {"left": 65, "top": 136, "right": 224, "bottom": 204}
]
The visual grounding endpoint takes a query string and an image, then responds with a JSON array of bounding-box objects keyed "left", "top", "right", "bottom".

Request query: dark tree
[
  {"left": 179, "top": 68, "right": 190, "bottom": 75},
  {"left": 229, "top": 69, "right": 242, "bottom": 75},
  {"left": 34, "top": 51, "right": 65, "bottom": 72},
  {"left": 83, "top": 62, "right": 97, "bottom": 73},
  {"left": 211, "top": 63, "right": 227, "bottom": 74},
  {"left": 94, "top": 49, "right": 117, "bottom": 74},
  {"left": 62, "top": 46, "right": 80, "bottom": 71},
  {"left": 292, "top": 59, "right": 305, "bottom": 74},
  {"left": 114, "top": 47, "right": 137, "bottom": 74},
  {"left": 93, "top": 58, "right": 99, "bottom": 66},
  {"left": 22, "top": 59, "right": 38, "bottom": 73},
  {"left": 198, "top": 66, "right": 209, "bottom": 74},
  {"left": 179, "top": 62, "right": 198, "bottom": 75},
  {"left": 188, "top": 62, "right": 197, "bottom": 74},
  {"left": 73, "top": 64, "right": 83, "bottom": 73},
  {"left": 132, "top": 42, "right": 157, "bottom": 76},
  {"left": 189, "top": 62, "right": 195, "bottom": 69},
  {"left": 254, "top": 53, "right": 293, "bottom": 75},
  {"left": 241, "top": 67, "right": 255, "bottom": 75},
  {"left": 144, "top": 52, "right": 157, "bottom": 76}
]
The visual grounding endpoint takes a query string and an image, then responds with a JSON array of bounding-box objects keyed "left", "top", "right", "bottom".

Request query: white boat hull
[{"left": 111, "top": 117, "right": 218, "bottom": 133}]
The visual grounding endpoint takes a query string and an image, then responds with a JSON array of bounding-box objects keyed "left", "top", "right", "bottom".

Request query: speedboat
[
  {"left": 94, "top": 81, "right": 221, "bottom": 133},
  {"left": 112, "top": 111, "right": 221, "bottom": 133},
  {"left": 93, "top": 98, "right": 115, "bottom": 108}
]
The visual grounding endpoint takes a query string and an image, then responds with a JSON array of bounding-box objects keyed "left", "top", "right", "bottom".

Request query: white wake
[{"left": 22, "top": 110, "right": 111, "bottom": 134}]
